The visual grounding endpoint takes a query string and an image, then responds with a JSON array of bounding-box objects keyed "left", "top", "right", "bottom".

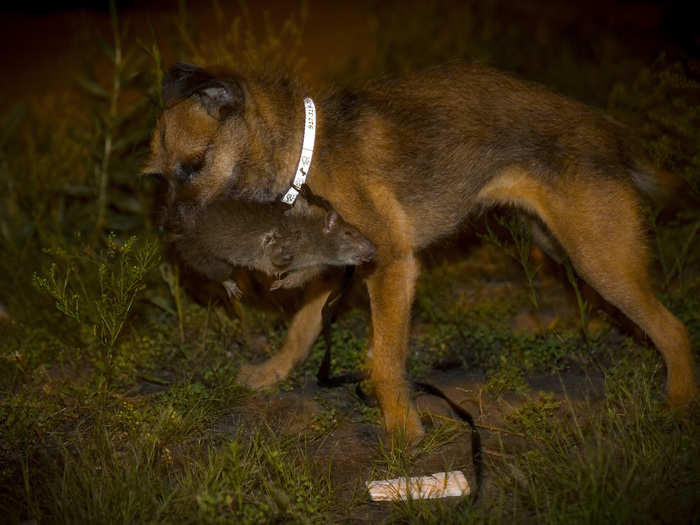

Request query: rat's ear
[{"left": 323, "top": 211, "right": 339, "bottom": 234}]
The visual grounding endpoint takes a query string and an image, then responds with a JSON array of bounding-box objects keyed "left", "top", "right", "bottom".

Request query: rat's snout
[
  {"left": 349, "top": 237, "right": 376, "bottom": 265},
  {"left": 360, "top": 239, "right": 377, "bottom": 263},
  {"left": 338, "top": 227, "right": 377, "bottom": 265}
]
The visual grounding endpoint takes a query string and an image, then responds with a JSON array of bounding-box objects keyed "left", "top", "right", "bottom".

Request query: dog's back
[{"left": 320, "top": 64, "right": 658, "bottom": 248}]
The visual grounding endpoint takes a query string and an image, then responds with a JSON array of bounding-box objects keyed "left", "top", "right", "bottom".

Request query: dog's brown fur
[{"left": 145, "top": 62, "right": 697, "bottom": 441}]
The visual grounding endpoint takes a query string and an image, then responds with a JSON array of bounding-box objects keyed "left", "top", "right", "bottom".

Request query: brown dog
[{"left": 144, "top": 62, "right": 697, "bottom": 441}]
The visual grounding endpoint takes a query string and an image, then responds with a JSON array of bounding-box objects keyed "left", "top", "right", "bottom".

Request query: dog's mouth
[{"left": 158, "top": 199, "right": 201, "bottom": 237}]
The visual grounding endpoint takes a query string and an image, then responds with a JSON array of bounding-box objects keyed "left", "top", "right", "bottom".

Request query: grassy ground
[{"left": 1, "top": 1, "right": 699, "bottom": 523}]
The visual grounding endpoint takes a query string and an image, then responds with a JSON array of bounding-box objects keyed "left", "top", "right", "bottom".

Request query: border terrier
[{"left": 144, "top": 62, "right": 697, "bottom": 442}]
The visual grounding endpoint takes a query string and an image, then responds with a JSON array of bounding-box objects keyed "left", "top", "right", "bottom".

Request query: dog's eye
[
  {"left": 174, "top": 158, "right": 205, "bottom": 183},
  {"left": 139, "top": 172, "right": 167, "bottom": 189}
]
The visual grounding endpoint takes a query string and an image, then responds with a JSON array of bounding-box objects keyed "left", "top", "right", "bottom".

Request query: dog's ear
[
  {"left": 162, "top": 63, "right": 214, "bottom": 105},
  {"left": 162, "top": 63, "right": 245, "bottom": 119},
  {"left": 195, "top": 81, "right": 244, "bottom": 120}
]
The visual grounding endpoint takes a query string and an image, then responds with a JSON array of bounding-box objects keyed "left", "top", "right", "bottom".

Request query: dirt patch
[{"left": 217, "top": 362, "right": 610, "bottom": 521}]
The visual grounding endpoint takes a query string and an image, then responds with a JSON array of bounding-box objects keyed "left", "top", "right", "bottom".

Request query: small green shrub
[{"left": 33, "top": 235, "right": 159, "bottom": 377}]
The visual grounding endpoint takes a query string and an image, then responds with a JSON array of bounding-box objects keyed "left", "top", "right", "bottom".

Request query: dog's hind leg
[
  {"left": 539, "top": 179, "right": 697, "bottom": 405},
  {"left": 479, "top": 170, "right": 697, "bottom": 405}
]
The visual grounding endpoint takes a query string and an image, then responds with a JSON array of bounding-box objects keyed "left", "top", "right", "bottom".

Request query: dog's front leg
[
  {"left": 237, "top": 285, "right": 331, "bottom": 389},
  {"left": 365, "top": 253, "right": 423, "bottom": 443}
]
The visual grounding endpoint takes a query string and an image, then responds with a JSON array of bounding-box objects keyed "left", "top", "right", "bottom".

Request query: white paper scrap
[{"left": 366, "top": 470, "right": 470, "bottom": 501}]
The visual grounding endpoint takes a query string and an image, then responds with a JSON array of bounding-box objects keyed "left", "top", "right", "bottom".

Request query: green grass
[{"left": 1, "top": 1, "right": 699, "bottom": 523}]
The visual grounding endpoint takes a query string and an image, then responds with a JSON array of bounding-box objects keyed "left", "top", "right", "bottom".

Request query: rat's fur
[{"left": 171, "top": 199, "right": 375, "bottom": 297}]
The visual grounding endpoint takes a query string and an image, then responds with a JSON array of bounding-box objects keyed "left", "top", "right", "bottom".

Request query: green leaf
[
  {"left": 104, "top": 213, "right": 142, "bottom": 231},
  {"left": 75, "top": 75, "right": 110, "bottom": 99},
  {"left": 111, "top": 128, "right": 149, "bottom": 154},
  {"left": 61, "top": 183, "right": 95, "bottom": 198},
  {"left": 109, "top": 191, "right": 142, "bottom": 215}
]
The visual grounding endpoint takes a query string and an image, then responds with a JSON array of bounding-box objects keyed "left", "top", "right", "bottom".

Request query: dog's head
[{"left": 144, "top": 63, "right": 299, "bottom": 233}]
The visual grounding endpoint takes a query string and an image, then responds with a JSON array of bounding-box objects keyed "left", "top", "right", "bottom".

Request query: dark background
[{"left": 1, "top": 1, "right": 698, "bottom": 106}]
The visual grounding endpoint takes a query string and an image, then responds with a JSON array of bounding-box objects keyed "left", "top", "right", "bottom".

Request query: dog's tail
[{"left": 629, "top": 165, "right": 697, "bottom": 212}]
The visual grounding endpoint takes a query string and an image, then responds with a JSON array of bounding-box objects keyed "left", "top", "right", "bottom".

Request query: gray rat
[{"left": 171, "top": 199, "right": 376, "bottom": 298}]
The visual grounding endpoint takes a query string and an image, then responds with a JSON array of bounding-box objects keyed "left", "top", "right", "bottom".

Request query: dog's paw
[
  {"left": 383, "top": 403, "right": 425, "bottom": 446},
  {"left": 667, "top": 371, "right": 698, "bottom": 405},
  {"left": 237, "top": 360, "right": 289, "bottom": 389},
  {"left": 667, "top": 380, "right": 699, "bottom": 415}
]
